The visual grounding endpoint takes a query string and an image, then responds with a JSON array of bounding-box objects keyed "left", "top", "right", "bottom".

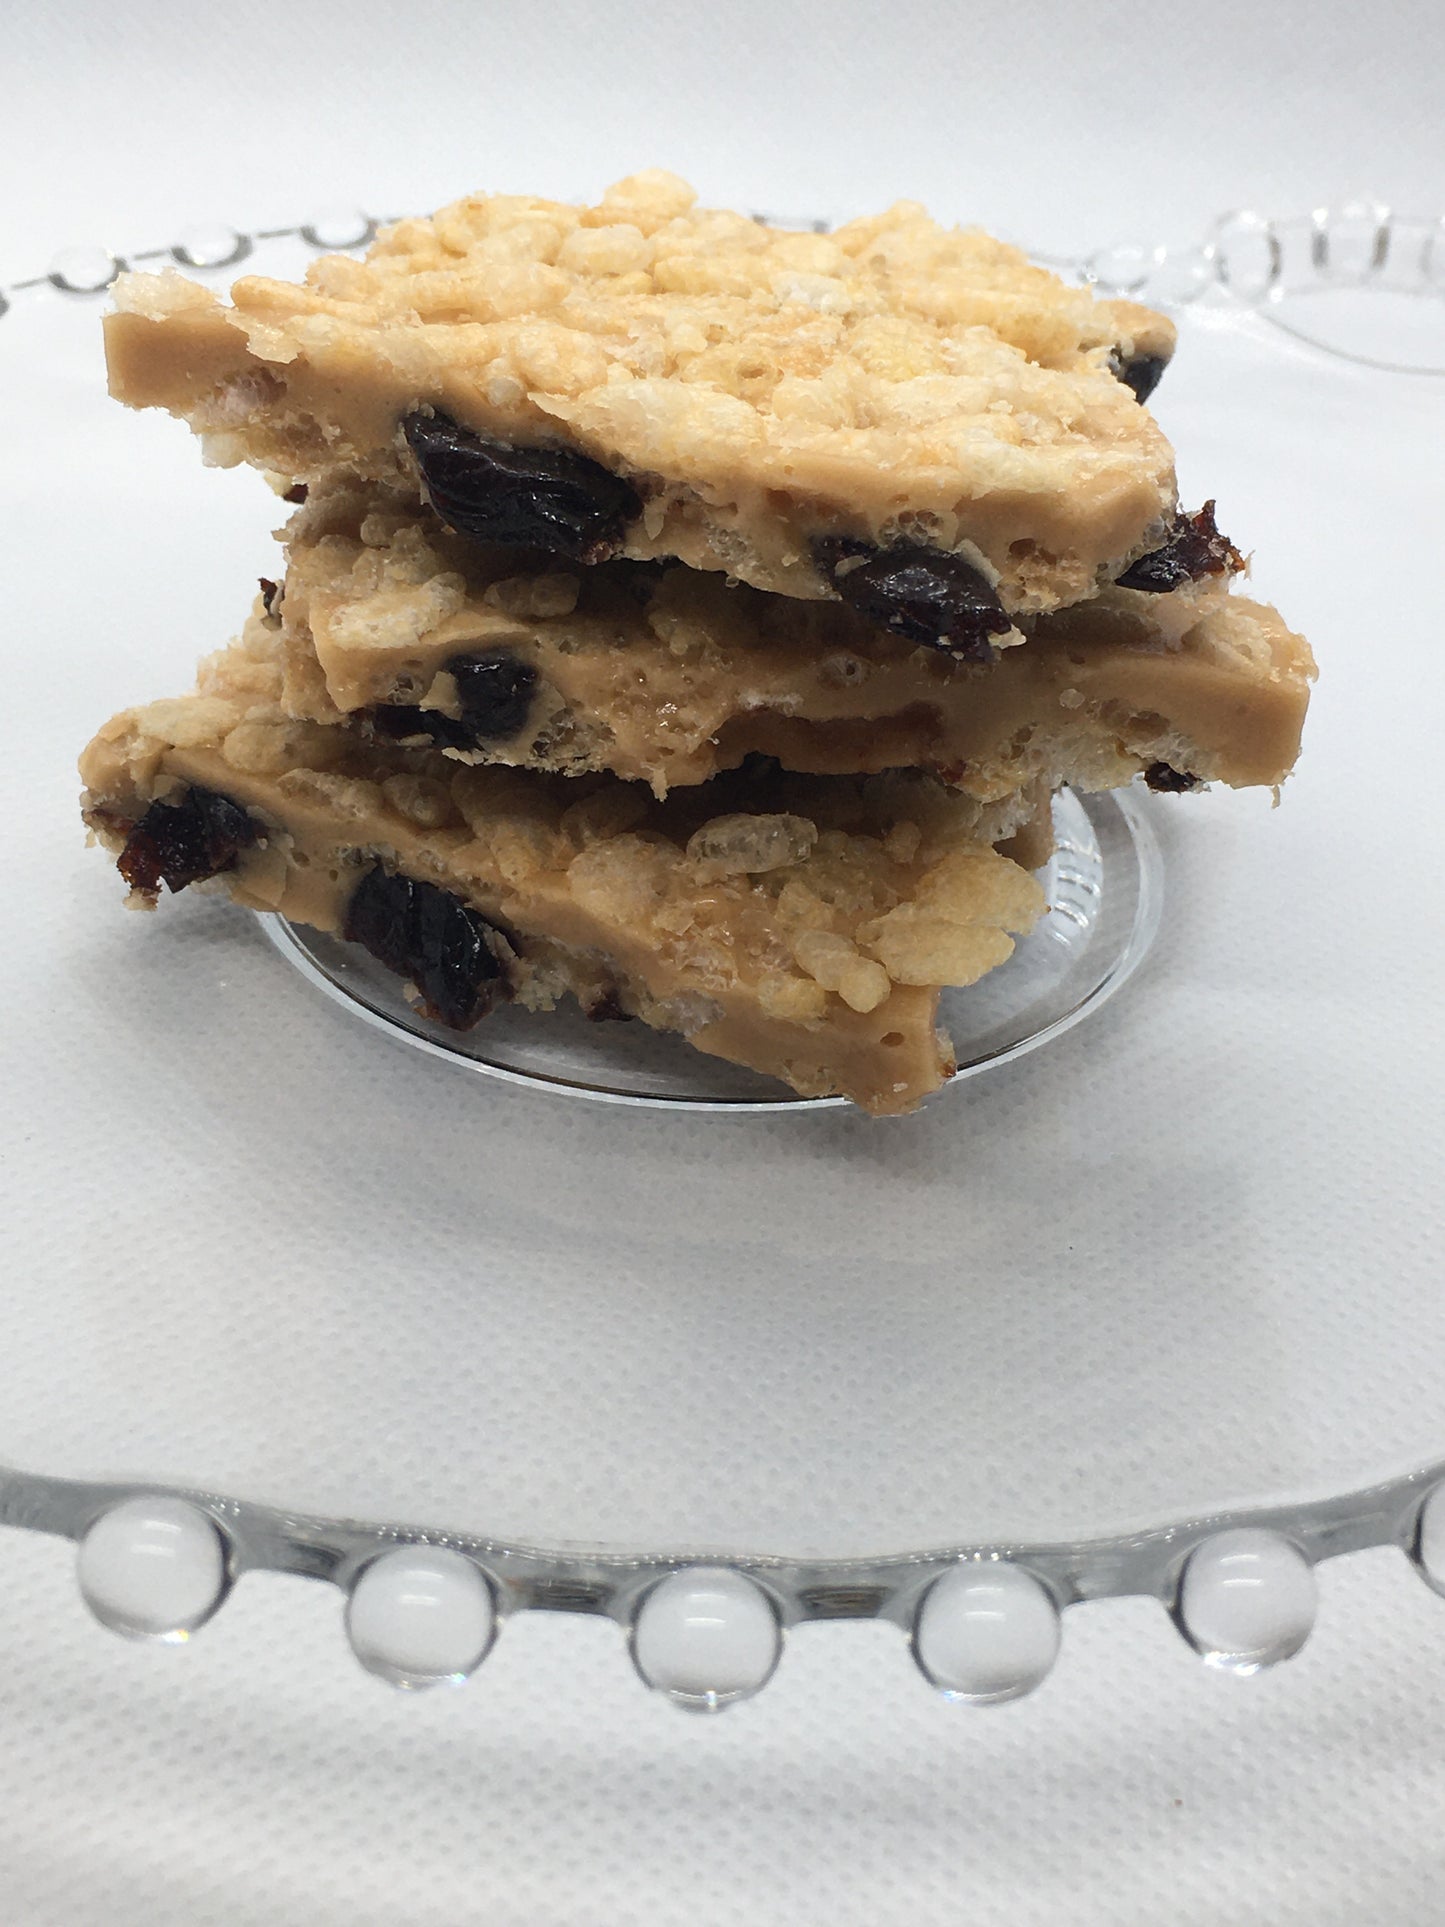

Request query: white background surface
[{"left": 5, "top": 3, "right": 1445, "bottom": 1921}]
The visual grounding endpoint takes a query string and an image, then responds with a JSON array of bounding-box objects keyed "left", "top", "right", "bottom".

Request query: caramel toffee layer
[
  {"left": 104, "top": 171, "right": 1179, "bottom": 621},
  {"left": 81, "top": 638, "right": 1049, "bottom": 1113},
  {"left": 268, "top": 482, "right": 1312, "bottom": 799}
]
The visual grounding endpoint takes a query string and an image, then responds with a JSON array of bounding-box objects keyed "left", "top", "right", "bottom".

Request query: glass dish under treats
[{"left": 1, "top": 202, "right": 1443, "bottom": 1711}]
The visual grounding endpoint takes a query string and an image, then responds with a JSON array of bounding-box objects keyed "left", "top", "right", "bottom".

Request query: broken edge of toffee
[
  {"left": 117, "top": 786, "right": 260, "bottom": 899},
  {"left": 344, "top": 865, "right": 516, "bottom": 1029},
  {"left": 813, "top": 538, "right": 1012, "bottom": 661},
  {"left": 403, "top": 411, "right": 643, "bottom": 565}
]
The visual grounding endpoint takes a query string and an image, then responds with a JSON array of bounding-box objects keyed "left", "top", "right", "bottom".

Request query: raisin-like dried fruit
[
  {"left": 117, "top": 786, "right": 260, "bottom": 898},
  {"left": 1109, "top": 350, "right": 1169, "bottom": 404},
  {"left": 282, "top": 482, "right": 308, "bottom": 504},
  {"left": 258, "top": 576, "right": 281, "bottom": 617},
  {"left": 403, "top": 411, "right": 642, "bottom": 564},
  {"left": 451, "top": 652, "right": 539, "bottom": 742},
  {"left": 1115, "top": 502, "right": 1244, "bottom": 593},
  {"left": 368, "top": 651, "right": 538, "bottom": 752},
  {"left": 369, "top": 704, "right": 478, "bottom": 752},
  {"left": 813, "top": 538, "right": 1012, "bottom": 660},
  {"left": 584, "top": 987, "right": 634, "bottom": 1023},
  {"left": 1144, "top": 762, "right": 1202, "bottom": 793},
  {"left": 344, "top": 867, "right": 515, "bottom": 1029}
]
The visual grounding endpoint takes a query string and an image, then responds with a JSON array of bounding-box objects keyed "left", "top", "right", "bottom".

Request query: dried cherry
[
  {"left": 1110, "top": 351, "right": 1169, "bottom": 403},
  {"left": 369, "top": 650, "right": 538, "bottom": 751},
  {"left": 1116, "top": 502, "right": 1243, "bottom": 593},
  {"left": 813, "top": 538, "right": 1011, "bottom": 661},
  {"left": 344, "top": 867, "right": 514, "bottom": 1029},
  {"left": 117, "top": 786, "right": 259, "bottom": 898},
  {"left": 403, "top": 411, "right": 641, "bottom": 564},
  {"left": 451, "top": 652, "right": 539, "bottom": 742},
  {"left": 369, "top": 705, "right": 478, "bottom": 753}
]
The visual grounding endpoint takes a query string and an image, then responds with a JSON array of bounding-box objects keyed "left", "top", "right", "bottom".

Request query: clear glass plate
[
  {"left": 2, "top": 207, "right": 1444, "bottom": 1704},
  {"left": 257, "top": 786, "right": 1160, "bottom": 1112}
]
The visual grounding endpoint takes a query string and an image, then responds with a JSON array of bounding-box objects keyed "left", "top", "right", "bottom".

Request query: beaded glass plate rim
[
  {"left": 8, "top": 203, "right": 1445, "bottom": 1712},
  {"left": 9, "top": 1449, "right": 1445, "bottom": 1708}
]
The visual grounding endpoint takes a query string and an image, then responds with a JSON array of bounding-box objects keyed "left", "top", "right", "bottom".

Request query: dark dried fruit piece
[
  {"left": 117, "top": 786, "right": 260, "bottom": 898},
  {"left": 813, "top": 539, "right": 1012, "bottom": 661},
  {"left": 258, "top": 576, "right": 281, "bottom": 617},
  {"left": 369, "top": 704, "right": 478, "bottom": 753},
  {"left": 451, "top": 651, "right": 539, "bottom": 743},
  {"left": 403, "top": 410, "right": 642, "bottom": 564},
  {"left": 1109, "top": 350, "right": 1169, "bottom": 404},
  {"left": 1115, "top": 502, "right": 1244, "bottom": 593},
  {"left": 344, "top": 866, "right": 514, "bottom": 1029},
  {"left": 584, "top": 987, "right": 634, "bottom": 1023},
  {"left": 368, "top": 650, "right": 539, "bottom": 752},
  {"left": 282, "top": 483, "right": 309, "bottom": 504},
  {"left": 1144, "top": 762, "right": 1202, "bottom": 793}
]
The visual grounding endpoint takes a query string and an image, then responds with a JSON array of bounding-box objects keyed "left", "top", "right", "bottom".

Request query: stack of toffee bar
[{"left": 80, "top": 173, "right": 1312, "bottom": 1112}]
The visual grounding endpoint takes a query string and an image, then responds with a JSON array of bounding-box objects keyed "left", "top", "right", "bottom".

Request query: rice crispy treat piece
[
  {"left": 105, "top": 171, "right": 1179, "bottom": 635},
  {"left": 269, "top": 482, "right": 1313, "bottom": 799},
  {"left": 79, "top": 638, "right": 1046, "bottom": 1115}
]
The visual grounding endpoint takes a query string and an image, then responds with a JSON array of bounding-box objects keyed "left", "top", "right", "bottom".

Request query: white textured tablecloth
[{"left": 5, "top": 5, "right": 1445, "bottom": 1920}]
